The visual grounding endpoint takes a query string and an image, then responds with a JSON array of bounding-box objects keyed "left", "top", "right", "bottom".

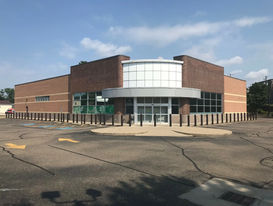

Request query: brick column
[
  {"left": 114, "top": 98, "right": 125, "bottom": 115},
  {"left": 180, "top": 98, "right": 190, "bottom": 115}
]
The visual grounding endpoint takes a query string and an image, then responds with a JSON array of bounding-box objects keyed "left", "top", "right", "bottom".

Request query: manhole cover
[{"left": 219, "top": 191, "right": 257, "bottom": 206}]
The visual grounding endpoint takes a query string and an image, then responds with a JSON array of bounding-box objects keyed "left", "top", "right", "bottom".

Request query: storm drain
[{"left": 219, "top": 191, "right": 257, "bottom": 206}]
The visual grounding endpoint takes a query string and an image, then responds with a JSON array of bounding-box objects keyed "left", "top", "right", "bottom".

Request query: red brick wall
[
  {"left": 70, "top": 55, "right": 130, "bottom": 113},
  {"left": 180, "top": 98, "right": 190, "bottom": 115},
  {"left": 14, "top": 75, "right": 70, "bottom": 113},
  {"left": 174, "top": 55, "right": 224, "bottom": 94},
  {"left": 114, "top": 98, "right": 125, "bottom": 115},
  {"left": 224, "top": 76, "right": 247, "bottom": 113}
]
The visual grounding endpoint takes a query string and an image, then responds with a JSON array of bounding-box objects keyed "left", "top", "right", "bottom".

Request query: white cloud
[
  {"left": 109, "top": 16, "right": 271, "bottom": 47},
  {"left": 183, "top": 45, "right": 214, "bottom": 62},
  {"left": 215, "top": 56, "right": 243, "bottom": 66},
  {"left": 80, "top": 38, "right": 132, "bottom": 56},
  {"left": 59, "top": 43, "right": 78, "bottom": 59},
  {"left": 245, "top": 69, "right": 269, "bottom": 84},
  {"left": 234, "top": 16, "right": 271, "bottom": 27}
]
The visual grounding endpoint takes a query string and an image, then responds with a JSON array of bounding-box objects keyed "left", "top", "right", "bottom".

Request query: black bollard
[
  {"left": 169, "top": 114, "right": 172, "bottom": 127},
  {"left": 73, "top": 113, "right": 75, "bottom": 123},
  {"left": 211, "top": 114, "right": 214, "bottom": 124},
  {"left": 206, "top": 114, "right": 208, "bottom": 125},
  {"left": 201, "top": 114, "right": 203, "bottom": 126},
  {"left": 217, "top": 114, "right": 219, "bottom": 124},
  {"left": 180, "top": 114, "right": 182, "bottom": 127},
  {"left": 81, "top": 114, "right": 83, "bottom": 124},
  {"left": 95, "top": 114, "right": 97, "bottom": 124},
  {"left": 230, "top": 113, "right": 232, "bottom": 123},
  {"left": 188, "top": 115, "right": 190, "bottom": 126},
  {"left": 121, "top": 115, "right": 123, "bottom": 126},
  {"left": 154, "top": 114, "right": 156, "bottom": 127},
  {"left": 67, "top": 114, "right": 69, "bottom": 123},
  {"left": 194, "top": 115, "right": 197, "bottom": 126},
  {"left": 140, "top": 114, "right": 143, "bottom": 127},
  {"left": 112, "top": 115, "right": 114, "bottom": 126},
  {"left": 129, "top": 114, "right": 131, "bottom": 127},
  {"left": 76, "top": 113, "right": 78, "bottom": 123},
  {"left": 222, "top": 113, "right": 224, "bottom": 123},
  {"left": 90, "top": 114, "right": 93, "bottom": 124}
]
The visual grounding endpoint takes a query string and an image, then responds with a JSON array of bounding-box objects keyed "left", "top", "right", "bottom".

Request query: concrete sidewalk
[{"left": 90, "top": 125, "right": 232, "bottom": 137}]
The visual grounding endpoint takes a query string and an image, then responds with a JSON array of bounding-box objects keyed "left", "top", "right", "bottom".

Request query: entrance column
[{"left": 180, "top": 98, "right": 190, "bottom": 115}]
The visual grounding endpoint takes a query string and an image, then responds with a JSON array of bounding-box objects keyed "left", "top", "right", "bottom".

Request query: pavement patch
[
  {"left": 56, "top": 127, "right": 74, "bottom": 130},
  {"left": 179, "top": 178, "right": 273, "bottom": 206},
  {"left": 22, "top": 123, "right": 36, "bottom": 126}
]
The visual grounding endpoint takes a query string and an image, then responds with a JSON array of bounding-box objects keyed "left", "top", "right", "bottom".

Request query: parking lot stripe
[
  {"left": 5, "top": 143, "right": 26, "bottom": 149},
  {"left": 58, "top": 138, "right": 79, "bottom": 143}
]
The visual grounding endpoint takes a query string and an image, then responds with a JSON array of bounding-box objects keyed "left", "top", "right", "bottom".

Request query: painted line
[
  {"left": 22, "top": 123, "right": 36, "bottom": 126},
  {"left": 5, "top": 143, "right": 26, "bottom": 149},
  {"left": 0, "top": 188, "right": 23, "bottom": 191},
  {"left": 56, "top": 127, "right": 74, "bottom": 130},
  {"left": 38, "top": 125, "right": 54, "bottom": 128},
  {"left": 58, "top": 138, "right": 79, "bottom": 143}
]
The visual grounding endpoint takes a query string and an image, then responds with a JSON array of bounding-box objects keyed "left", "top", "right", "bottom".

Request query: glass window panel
[
  {"left": 153, "top": 98, "right": 160, "bottom": 103},
  {"left": 96, "top": 91, "right": 102, "bottom": 98},
  {"left": 123, "top": 72, "right": 129, "bottom": 81},
  {"left": 137, "top": 71, "right": 145, "bottom": 80},
  {"left": 198, "top": 99, "right": 203, "bottom": 105},
  {"left": 201, "top": 92, "right": 204, "bottom": 98},
  {"left": 205, "top": 92, "right": 210, "bottom": 99},
  {"left": 217, "top": 94, "right": 222, "bottom": 100},
  {"left": 145, "top": 115, "right": 152, "bottom": 122},
  {"left": 169, "top": 64, "right": 176, "bottom": 72},
  {"left": 217, "top": 107, "right": 222, "bottom": 112},
  {"left": 176, "top": 81, "right": 181, "bottom": 87},
  {"left": 169, "top": 81, "right": 176, "bottom": 87},
  {"left": 73, "top": 100, "right": 80, "bottom": 106},
  {"left": 105, "top": 105, "right": 114, "bottom": 114},
  {"left": 211, "top": 107, "right": 216, "bottom": 112},
  {"left": 161, "top": 63, "right": 169, "bottom": 71},
  {"left": 145, "top": 71, "right": 153, "bottom": 79},
  {"left": 123, "top": 81, "right": 129, "bottom": 87},
  {"left": 190, "top": 106, "right": 196, "bottom": 113},
  {"left": 138, "top": 106, "right": 144, "bottom": 114},
  {"left": 81, "top": 93, "right": 87, "bottom": 99},
  {"left": 129, "top": 63, "right": 136, "bottom": 71},
  {"left": 88, "top": 92, "right": 95, "bottom": 98},
  {"left": 145, "top": 106, "right": 152, "bottom": 114},
  {"left": 161, "top": 106, "right": 168, "bottom": 114},
  {"left": 211, "top": 100, "right": 216, "bottom": 106},
  {"left": 161, "top": 97, "right": 168, "bottom": 103},
  {"left": 105, "top": 98, "right": 114, "bottom": 105},
  {"left": 205, "top": 100, "right": 210, "bottom": 105},
  {"left": 145, "top": 63, "right": 153, "bottom": 71},
  {"left": 126, "top": 106, "right": 134, "bottom": 114},
  {"left": 161, "top": 81, "right": 168, "bottom": 87},
  {"left": 161, "top": 115, "right": 168, "bottom": 123},
  {"left": 137, "top": 81, "right": 145, "bottom": 87},
  {"left": 172, "top": 98, "right": 179, "bottom": 105},
  {"left": 129, "top": 81, "right": 137, "bottom": 87},
  {"left": 217, "top": 101, "right": 222, "bottom": 106},
  {"left": 74, "top": 93, "right": 80, "bottom": 100},
  {"left": 123, "top": 64, "right": 129, "bottom": 72},
  {"left": 161, "top": 71, "right": 168, "bottom": 80},
  {"left": 176, "top": 64, "right": 182, "bottom": 72},
  {"left": 129, "top": 72, "right": 137, "bottom": 80},
  {"left": 198, "top": 106, "right": 204, "bottom": 113},
  {"left": 145, "top": 80, "right": 153, "bottom": 87},
  {"left": 145, "top": 97, "right": 152, "bottom": 103},
  {"left": 80, "top": 106, "right": 87, "bottom": 113},
  {"left": 211, "top": 93, "right": 216, "bottom": 99},
  {"left": 137, "top": 98, "right": 144, "bottom": 103},
  {"left": 97, "top": 99, "right": 104, "bottom": 105},
  {"left": 73, "top": 106, "right": 80, "bottom": 113},
  {"left": 95, "top": 106, "right": 104, "bottom": 114},
  {"left": 190, "top": 99, "right": 197, "bottom": 105},
  {"left": 153, "top": 81, "right": 160, "bottom": 87},
  {"left": 154, "top": 106, "right": 160, "bottom": 114},
  {"left": 177, "top": 74, "right": 182, "bottom": 81},
  {"left": 137, "top": 63, "right": 145, "bottom": 71},
  {"left": 153, "top": 63, "right": 161, "bottom": 70},
  {"left": 137, "top": 115, "right": 143, "bottom": 122},
  {"left": 172, "top": 106, "right": 179, "bottom": 114},
  {"left": 126, "top": 98, "right": 134, "bottom": 105},
  {"left": 153, "top": 71, "right": 161, "bottom": 80},
  {"left": 81, "top": 100, "right": 87, "bottom": 106},
  {"left": 205, "top": 107, "right": 210, "bottom": 112},
  {"left": 169, "top": 72, "right": 176, "bottom": 81},
  {"left": 87, "top": 106, "right": 95, "bottom": 114}
]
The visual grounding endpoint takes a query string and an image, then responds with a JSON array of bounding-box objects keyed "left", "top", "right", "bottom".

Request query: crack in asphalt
[
  {"left": 239, "top": 136, "right": 273, "bottom": 155},
  {"left": 47, "top": 145, "right": 195, "bottom": 188},
  {"left": 19, "top": 133, "right": 28, "bottom": 139},
  {"left": 0, "top": 146, "right": 55, "bottom": 176}
]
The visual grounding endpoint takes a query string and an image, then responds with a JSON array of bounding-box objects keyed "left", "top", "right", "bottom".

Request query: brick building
[{"left": 14, "top": 55, "right": 247, "bottom": 123}]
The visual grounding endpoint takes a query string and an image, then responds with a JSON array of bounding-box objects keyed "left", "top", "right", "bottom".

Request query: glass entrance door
[{"left": 137, "top": 104, "right": 168, "bottom": 123}]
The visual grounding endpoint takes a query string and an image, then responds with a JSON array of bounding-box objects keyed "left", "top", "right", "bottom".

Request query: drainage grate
[{"left": 219, "top": 191, "right": 257, "bottom": 206}]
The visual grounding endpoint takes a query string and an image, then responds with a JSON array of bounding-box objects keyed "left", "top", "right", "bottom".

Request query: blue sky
[{"left": 0, "top": 0, "right": 272, "bottom": 89}]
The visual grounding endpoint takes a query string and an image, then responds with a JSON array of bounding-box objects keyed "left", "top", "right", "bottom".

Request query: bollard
[
  {"left": 16, "top": 112, "right": 18, "bottom": 119},
  {"left": 217, "top": 114, "right": 219, "bottom": 124},
  {"left": 27, "top": 113, "right": 29, "bottom": 120},
  {"left": 140, "top": 114, "right": 143, "bottom": 127},
  {"left": 45, "top": 113, "right": 47, "bottom": 121},
  {"left": 222, "top": 114, "right": 224, "bottom": 123},
  {"left": 90, "top": 114, "right": 93, "bottom": 124},
  {"left": 83, "top": 114, "right": 86, "bottom": 124},
  {"left": 76, "top": 113, "right": 78, "bottom": 123},
  {"left": 19, "top": 113, "right": 20, "bottom": 119},
  {"left": 206, "top": 114, "right": 208, "bottom": 125},
  {"left": 180, "top": 114, "right": 182, "bottom": 127},
  {"left": 81, "top": 114, "right": 83, "bottom": 125},
  {"left": 121, "top": 115, "right": 123, "bottom": 126},
  {"left": 188, "top": 115, "right": 190, "bottom": 126},
  {"left": 234, "top": 113, "right": 236, "bottom": 122},
  {"left": 49, "top": 113, "right": 51, "bottom": 121},
  {"left": 253, "top": 113, "right": 255, "bottom": 120},
  {"left": 67, "top": 114, "right": 69, "bottom": 123},
  {"left": 194, "top": 115, "right": 196, "bottom": 126},
  {"left": 237, "top": 113, "right": 239, "bottom": 122},
  {"left": 211, "top": 114, "right": 214, "bottom": 124},
  {"left": 99, "top": 114, "right": 102, "bottom": 125},
  {"left": 41, "top": 113, "right": 43, "bottom": 121},
  {"left": 73, "top": 113, "right": 75, "bottom": 123},
  {"left": 103, "top": 114, "right": 105, "bottom": 125},
  {"left": 62, "top": 113, "right": 64, "bottom": 122},
  {"left": 34, "top": 113, "right": 36, "bottom": 120},
  {"left": 112, "top": 114, "right": 114, "bottom": 126},
  {"left": 24, "top": 113, "right": 26, "bottom": 120},
  {"left": 154, "top": 114, "right": 156, "bottom": 127},
  {"left": 5, "top": 113, "right": 7, "bottom": 119},
  {"left": 201, "top": 114, "right": 203, "bottom": 126},
  {"left": 255, "top": 112, "right": 257, "bottom": 120},
  {"left": 38, "top": 113, "right": 40, "bottom": 120},
  {"left": 230, "top": 113, "right": 232, "bottom": 123},
  {"left": 169, "top": 114, "right": 172, "bottom": 127},
  {"left": 129, "top": 114, "right": 132, "bottom": 127},
  {"left": 95, "top": 114, "right": 97, "bottom": 124},
  {"left": 58, "top": 113, "right": 60, "bottom": 121},
  {"left": 244, "top": 113, "right": 246, "bottom": 121}
]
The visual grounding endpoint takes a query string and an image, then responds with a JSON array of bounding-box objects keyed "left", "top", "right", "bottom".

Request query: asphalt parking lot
[{"left": 1, "top": 118, "right": 273, "bottom": 206}]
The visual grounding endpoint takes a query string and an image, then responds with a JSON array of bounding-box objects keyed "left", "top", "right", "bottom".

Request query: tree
[
  {"left": 79, "top": 61, "right": 88, "bottom": 65},
  {"left": 247, "top": 83, "right": 268, "bottom": 112},
  {"left": 0, "top": 88, "right": 14, "bottom": 103}
]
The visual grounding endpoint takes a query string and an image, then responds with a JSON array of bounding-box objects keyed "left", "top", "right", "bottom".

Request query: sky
[{"left": 0, "top": 0, "right": 272, "bottom": 89}]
